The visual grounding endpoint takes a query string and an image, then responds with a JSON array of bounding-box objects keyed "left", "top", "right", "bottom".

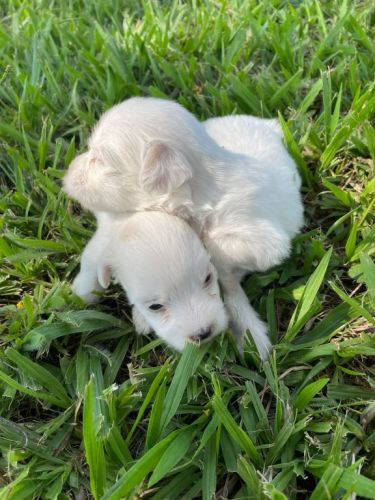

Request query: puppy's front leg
[
  {"left": 206, "top": 235, "right": 272, "bottom": 360},
  {"left": 72, "top": 232, "right": 109, "bottom": 303},
  {"left": 220, "top": 274, "right": 272, "bottom": 360}
]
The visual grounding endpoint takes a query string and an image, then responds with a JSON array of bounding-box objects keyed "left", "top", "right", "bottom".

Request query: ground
[{"left": 0, "top": 0, "right": 375, "bottom": 498}]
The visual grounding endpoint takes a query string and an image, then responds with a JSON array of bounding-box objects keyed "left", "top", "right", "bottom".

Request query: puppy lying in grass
[
  {"left": 72, "top": 211, "right": 228, "bottom": 351},
  {"left": 65, "top": 98, "right": 304, "bottom": 359}
]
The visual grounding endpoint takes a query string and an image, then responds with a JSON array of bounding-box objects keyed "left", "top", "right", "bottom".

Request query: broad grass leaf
[
  {"left": 104, "top": 337, "right": 131, "bottom": 386},
  {"left": 345, "top": 221, "right": 358, "bottom": 260},
  {"left": 327, "top": 384, "right": 374, "bottom": 401},
  {"left": 146, "top": 378, "right": 167, "bottom": 450},
  {"left": 360, "top": 252, "right": 375, "bottom": 302},
  {"left": 295, "top": 302, "right": 358, "bottom": 346},
  {"left": 339, "top": 468, "right": 375, "bottom": 498},
  {"left": 83, "top": 377, "right": 106, "bottom": 499},
  {"left": 322, "top": 71, "right": 332, "bottom": 144},
  {"left": 190, "top": 414, "right": 219, "bottom": 463},
  {"left": 246, "top": 381, "right": 272, "bottom": 437},
  {"left": 160, "top": 343, "right": 208, "bottom": 432},
  {"left": 329, "top": 281, "right": 375, "bottom": 325},
  {"left": 285, "top": 247, "right": 332, "bottom": 341},
  {"left": 322, "top": 178, "right": 352, "bottom": 207},
  {"left": 269, "top": 69, "right": 303, "bottom": 108},
  {"left": 43, "top": 464, "right": 72, "bottom": 499},
  {"left": 211, "top": 395, "right": 260, "bottom": 467},
  {"left": 202, "top": 434, "right": 217, "bottom": 500},
  {"left": 309, "top": 463, "right": 375, "bottom": 499},
  {"left": 0, "top": 367, "right": 68, "bottom": 408},
  {"left": 126, "top": 360, "right": 170, "bottom": 445},
  {"left": 320, "top": 126, "right": 351, "bottom": 169},
  {"left": 230, "top": 76, "right": 264, "bottom": 115},
  {"left": 106, "top": 425, "right": 133, "bottom": 466},
  {"left": 5, "top": 348, "right": 70, "bottom": 407},
  {"left": 151, "top": 469, "right": 199, "bottom": 500},
  {"left": 362, "top": 172, "right": 375, "bottom": 197},
  {"left": 102, "top": 429, "right": 183, "bottom": 500},
  {"left": 75, "top": 347, "right": 90, "bottom": 397},
  {"left": 310, "top": 463, "right": 343, "bottom": 500},
  {"left": 237, "top": 455, "right": 266, "bottom": 499},
  {"left": 0, "top": 478, "right": 40, "bottom": 500},
  {"left": 277, "top": 113, "right": 312, "bottom": 187},
  {"left": 22, "top": 310, "right": 128, "bottom": 351},
  {"left": 0, "top": 416, "right": 64, "bottom": 463},
  {"left": 5, "top": 235, "right": 75, "bottom": 252},
  {"left": 265, "top": 421, "right": 294, "bottom": 465},
  {"left": 220, "top": 427, "right": 241, "bottom": 472},
  {"left": 148, "top": 426, "right": 195, "bottom": 486},
  {"left": 298, "top": 78, "right": 323, "bottom": 115},
  {"left": 294, "top": 378, "right": 330, "bottom": 411}
]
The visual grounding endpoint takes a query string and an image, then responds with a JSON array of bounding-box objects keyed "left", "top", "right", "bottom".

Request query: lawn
[{"left": 0, "top": 0, "right": 375, "bottom": 498}]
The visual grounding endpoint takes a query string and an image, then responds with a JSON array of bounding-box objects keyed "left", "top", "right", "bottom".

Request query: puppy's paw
[
  {"left": 132, "top": 307, "right": 152, "bottom": 335},
  {"left": 72, "top": 272, "right": 102, "bottom": 304},
  {"left": 254, "top": 329, "right": 273, "bottom": 361},
  {"left": 246, "top": 317, "right": 273, "bottom": 361},
  {"left": 232, "top": 318, "right": 273, "bottom": 361}
]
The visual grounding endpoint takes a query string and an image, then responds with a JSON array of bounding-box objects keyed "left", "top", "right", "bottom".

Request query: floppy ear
[
  {"left": 140, "top": 141, "right": 192, "bottom": 194},
  {"left": 97, "top": 264, "right": 112, "bottom": 289}
]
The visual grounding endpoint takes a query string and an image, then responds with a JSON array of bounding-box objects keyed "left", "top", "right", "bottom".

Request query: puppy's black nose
[{"left": 197, "top": 327, "right": 212, "bottom": 341}]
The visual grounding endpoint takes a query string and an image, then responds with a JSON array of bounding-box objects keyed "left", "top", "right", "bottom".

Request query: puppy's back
[{"left": 204, "top": 115, "right": 284, "bottom": 161}]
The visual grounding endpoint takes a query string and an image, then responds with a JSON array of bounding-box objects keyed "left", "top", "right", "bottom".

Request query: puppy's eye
[
  {"left": 204, "top": 273, "right": 212, "bottom": 286},
  {"left": 149, "top": 304, "right": 164, "bottom": 311}
]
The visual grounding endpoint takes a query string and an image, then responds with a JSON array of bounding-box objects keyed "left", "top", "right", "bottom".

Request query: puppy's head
[
  {"left": 108, "top": 212, "right": 228, "bottom": 351},
  {"left": 63, "top": 98, "right": 217, "bottom": 213},
  {"left": 62, "top": 149, "right": 133, "bottom": 213}
]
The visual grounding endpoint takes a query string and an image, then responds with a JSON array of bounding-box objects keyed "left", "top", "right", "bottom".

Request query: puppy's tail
[{"left": 63, "top": 150, "right": 124, "bottom": 212}]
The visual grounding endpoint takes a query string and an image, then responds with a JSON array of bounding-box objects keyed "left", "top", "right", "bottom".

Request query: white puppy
[
  {"left": 64, "top": 98, "right": 304, "bottom": 359},
  {"left": 72, "top": 211, "right": 228, "bottom": 351}
]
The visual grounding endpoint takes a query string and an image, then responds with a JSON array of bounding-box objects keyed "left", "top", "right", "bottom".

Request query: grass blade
[
  {"left": 211, "top": 395, "right": 261, "bottom": 467},
  {"left": 148, "top": 426, "right": 195, "bottom": 486},
  {"left": 160, "top": 343, "right": 208, "bottom": 432},
  {"left": 83, "top": 376, "right": 106, "bottom": 499}
]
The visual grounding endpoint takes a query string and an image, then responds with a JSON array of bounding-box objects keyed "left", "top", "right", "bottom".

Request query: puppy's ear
[
  {"left": 97, "top": 264, "right": 111, "bottom": 289},
  {"left": 140, "top": 141, "right": 192, "bottom": 194}
]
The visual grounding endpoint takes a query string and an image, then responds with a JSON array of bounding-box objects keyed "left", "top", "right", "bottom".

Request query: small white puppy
[
  {"left": 64, "top": 98, "right": 304, "bottom": 359},
  {"left": 72, "top": 211, "right": 228, "bottom": 351}
]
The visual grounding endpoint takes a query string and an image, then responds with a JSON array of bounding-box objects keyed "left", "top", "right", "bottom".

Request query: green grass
[{"left": 0, "top": 0, "right": 374, "bottom": 498}]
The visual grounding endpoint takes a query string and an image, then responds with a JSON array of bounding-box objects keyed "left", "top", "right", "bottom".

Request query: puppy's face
[{"left": 109, "top": 212, "right": 228, "bottom": 351}]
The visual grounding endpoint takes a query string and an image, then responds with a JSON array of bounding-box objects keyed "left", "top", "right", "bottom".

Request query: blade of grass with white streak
[{"left": 83, "top": 376, "right": 106, "bottom": 500}]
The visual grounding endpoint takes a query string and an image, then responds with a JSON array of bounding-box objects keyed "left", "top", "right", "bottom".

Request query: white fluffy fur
[
  {"left": 72, "top": 211, "right": 228, "bottom": 351},
  {"left": 65, "top": 97, "right": 304, "bottom": 359}
]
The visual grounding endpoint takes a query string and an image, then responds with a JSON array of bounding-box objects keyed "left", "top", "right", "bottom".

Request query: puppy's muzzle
[{"left": 189, "top": 327, "right": 213, "bottom": 343}]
